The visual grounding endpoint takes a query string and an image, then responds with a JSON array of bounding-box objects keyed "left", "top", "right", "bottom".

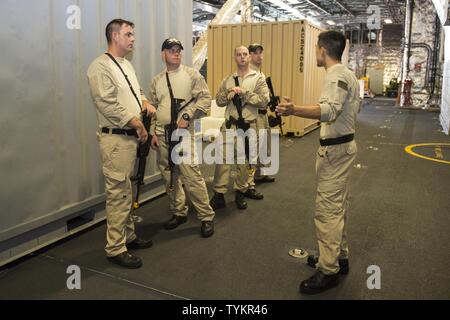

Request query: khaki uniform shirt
[
  {"left": 149, "top": 64, "right": 211, "bottom": 135},
  {"left": 250, "top": 63, "right": 271, "bottom": 110},
  {"left": 215, "top": 69, "right": 270, "bottom": 121},
  {"left": 250, "top": 63, "right": 266, "bottom": 79},
  {"left": 87, "top": 54, "right": 147, "bottom": 129},
  {"left": 319, "top": 63, "right": 361, "bottom": 139}
]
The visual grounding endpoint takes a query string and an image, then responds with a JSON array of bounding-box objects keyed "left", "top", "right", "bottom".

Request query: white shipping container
[
  {"left": 440, "top": 26, "right": 450, "bottom": 134},
  {"left": 0, "top": 0, "right": 193, "bottom": 266}
]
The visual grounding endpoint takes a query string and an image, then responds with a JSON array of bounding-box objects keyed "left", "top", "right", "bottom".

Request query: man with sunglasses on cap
[
  {"left": 248, "top": 43, "right": 276, "bottom": 185},
  {"left": 148, "top": 38, "right": 215, "bottom": 238}
]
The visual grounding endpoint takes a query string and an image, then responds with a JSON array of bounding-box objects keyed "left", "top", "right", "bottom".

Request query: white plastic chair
[{"left": 197, "top": 100, "right": 225, "bottom": 141}]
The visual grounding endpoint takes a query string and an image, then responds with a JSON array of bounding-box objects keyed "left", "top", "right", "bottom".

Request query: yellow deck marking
[
  {"left": 404, "top": 143, "right": 450, "bottom": 165},
  {"left": 434, "top": 146, "right": 444, "bottom": 159}
]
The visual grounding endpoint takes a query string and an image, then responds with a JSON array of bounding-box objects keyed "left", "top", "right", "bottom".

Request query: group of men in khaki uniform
[
  {"left": 87, "top": 19, "right": 276, "bottom": 270},
  {"left": 88, "top": 19, "right": 360, "bottom": 296}
]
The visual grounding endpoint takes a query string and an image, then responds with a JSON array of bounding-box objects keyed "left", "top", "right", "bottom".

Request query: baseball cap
[
  {"left": 248, "top": 43, "right": 264, "bottom": 53},
  {"left": 161, "top": 38, "right": 184, "bottom": 51}
]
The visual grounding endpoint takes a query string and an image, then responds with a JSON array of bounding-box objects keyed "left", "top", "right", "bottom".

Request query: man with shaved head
[{"left": 210, "top": 46, "right": 269, "bottom": 211}]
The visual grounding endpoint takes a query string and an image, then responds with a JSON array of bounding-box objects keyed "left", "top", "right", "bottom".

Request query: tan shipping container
[{"left": 207, "top": 20, "right": 326, "bottom": 136}]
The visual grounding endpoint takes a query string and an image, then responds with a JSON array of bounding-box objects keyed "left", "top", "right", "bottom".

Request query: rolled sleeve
[
  {"left": 215, "top": 78, "right": 230, "bottom": 107},
  {"left": 140, "top": 88, "right": 148, "bottom": 102},
  {"left": 185, "top": 71, "right": 211, "bottom": 119},
  {"left": 148, "top": 78, "right": 159, "bottom": 136},
  {"left": 319, "top": 79, "right": 348, "bottom": 122},
  {"left": 88, "top": 65, "right": 135, "bottom": 128},
  {"left": 149, "top": 120, "right": 156, "bottom": 136},
  {"left": 242, "top": 75, "right": 270, "bottom": 109},
  {"left": 148, "top": 78, "right": 159, "bottom": 106},
  {"left": 319, "top": 100, "right": 336, "bottom": 122}
]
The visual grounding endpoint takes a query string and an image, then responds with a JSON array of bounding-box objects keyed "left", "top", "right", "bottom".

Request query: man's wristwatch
[{"left": 182, "top": 113, "right": 190, "bottom": 121}]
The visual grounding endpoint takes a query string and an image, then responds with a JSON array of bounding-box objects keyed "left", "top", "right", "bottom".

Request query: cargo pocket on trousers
[
  {"left": 103, "top": 166, "right": 127, "bottom": 183},
  {"left": 327, "top": 142, "right": 356, "bottom": 168},
  {"left": 102, "top": 166, "right": 129, "bottom": 204},
  {"left": 102, "top": 144, "right": 132, "bottom": 183},
  {"left": 316, "top": 180, "right": 346, "bottom": 215}
]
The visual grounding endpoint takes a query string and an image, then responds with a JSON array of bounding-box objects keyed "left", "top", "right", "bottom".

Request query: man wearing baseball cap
[
  {"left": 161, "top": 38, "right": 184, "bottom": 51},
  {"left": 248, "top": 43, "right": 264, "bottom": 68},
  {"left": 248, "top": 43, "right": 276, "bottom": 185},
  {"left": 148, "top": 38, "right": 215, "bottom": 238}
]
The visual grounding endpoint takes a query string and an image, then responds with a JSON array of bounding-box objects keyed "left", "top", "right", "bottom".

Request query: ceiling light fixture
[{"left": 267, "top": 0, "right": 305, "bottom": 19}]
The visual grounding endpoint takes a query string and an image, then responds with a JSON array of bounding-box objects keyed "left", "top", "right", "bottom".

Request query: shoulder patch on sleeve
[{"left": 337, "top": 80, "right": 348, "bottom": 91}]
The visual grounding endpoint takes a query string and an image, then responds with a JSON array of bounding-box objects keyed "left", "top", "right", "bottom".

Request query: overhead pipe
[
  {"left": 429, "top": 14, "right": 441, "bottom": 97},
  {"left": 333, "top": 0, "right": 354, "bottom": 16},
  {"left": 410, "top": 43, "right": 432, "bottom": 90},
  {"left": 305, "top": 0, "right": 332, "bottom": 15}
]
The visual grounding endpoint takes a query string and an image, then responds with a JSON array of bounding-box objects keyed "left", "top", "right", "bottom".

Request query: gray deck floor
[{"left": 1, "top": 98, "right": 449, "bottom": 300}]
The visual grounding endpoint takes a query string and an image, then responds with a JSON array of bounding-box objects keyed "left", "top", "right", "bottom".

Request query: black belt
[
  {"left": 320, "top": 134, "right": 354, "bottom": 146},
  {"left": 101, "top": 127, "right": 137, "bottom": 136},
  {"left": 225, "top": 117, "right": 256, "bottom": 129},
  {"left": 258, "top": 109, "right": 267, "bottom": 115}
]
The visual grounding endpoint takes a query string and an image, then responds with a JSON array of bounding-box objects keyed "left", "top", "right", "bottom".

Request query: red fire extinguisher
[{"left": 401, "top": 78, "right": 413, "bottom": 107}]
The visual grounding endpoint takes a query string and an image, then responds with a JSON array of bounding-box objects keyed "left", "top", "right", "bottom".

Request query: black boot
[
  {"left": 107, "top": 252, "right": 142, "bottom": 269},
  {"left": 127, "top": 237, "right": 153, "bottom": 250},
  {"left": 242, "top": 188, "right": 264, "bottom": 200},
  {"left": 307, "top": 255, "right": 349, "bottom": 275},
  {"left": 254, "top": 176, "right": 275, "bottom": 184},
  {"left": 235, "top": 191, "right": 248, "bottom": 210},
  {"left": 299, "top": 271, "right": 339, "bottom": 294},
  {"left": 201, "top": 221, "right": 214, "bottom": 238},
  {"left": 210, "top": 192, "right": 225, "bottom": 210},
  {"left": 165, "top": 215, "right": 188, "bottom": 230}
]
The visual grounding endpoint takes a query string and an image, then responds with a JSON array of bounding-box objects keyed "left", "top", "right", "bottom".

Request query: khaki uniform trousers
[
  {"left": 249, "top": 112, "right": 271, "bottom": 187},
  {"left": 156, "top": 133, "right": 214, "bottom": 221},
  {"left": 98, "top": 132, "right": 138, "bottom": 257},
  {"left": 213, "top": 122, "right": 257, "bottom": 194},
  {"left": 315, "top": 140, "right": 357, "bottom": 275}
]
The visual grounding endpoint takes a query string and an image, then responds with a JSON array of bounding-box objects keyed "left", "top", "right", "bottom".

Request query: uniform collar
[
  {"left": 166, "top": 64, "right": 182, "bottom": 74},
  {"left": 326, "top": 63, "right": 342, "bottom": 73},
  {"left": 250, "top": 63, "right": 261, "bottom": 73},
  {"left": 233, "top": 69, "right": 257, "bottom": 79},
  {"left": 107, "top": 54, "right": 126, "bottom": 63}
]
